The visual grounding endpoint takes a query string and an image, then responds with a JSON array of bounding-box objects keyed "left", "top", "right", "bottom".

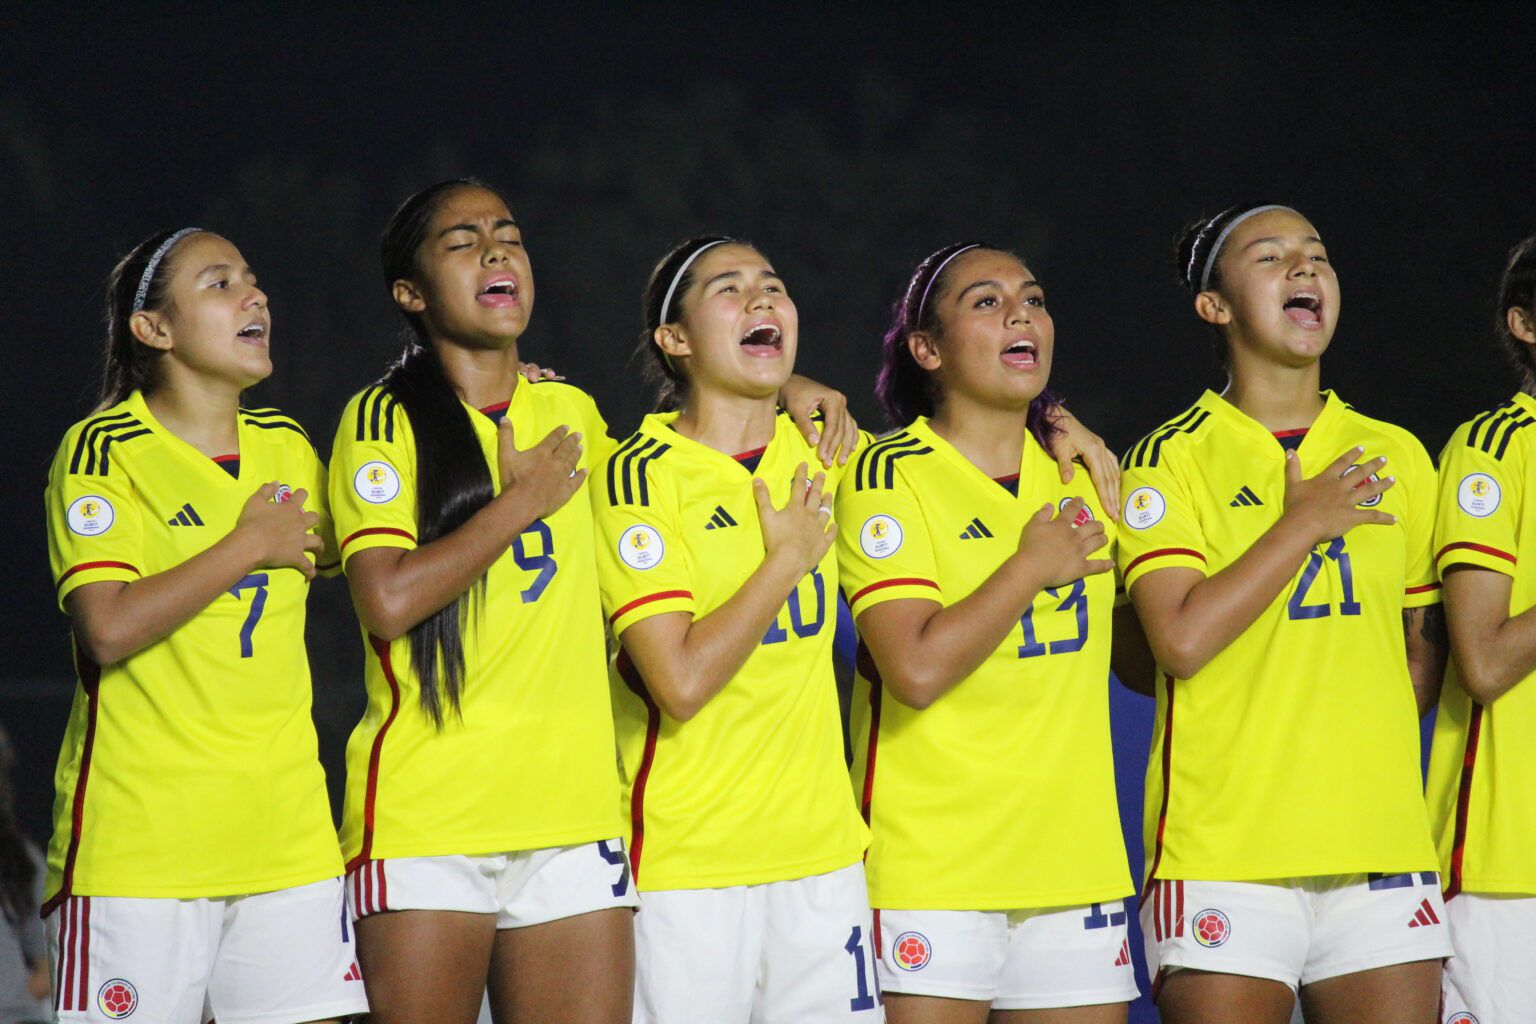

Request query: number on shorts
[
  {"left": 228, "top": 573, "right": 269, "bottom": 658},
  {"left": 595, "top": 840, "right": 630, "bottom": 898},
  {"left": 1081, "top": 901, "right": 1127, "bottom": 929},
  {"left": 844, "top": 925, "right": 877, "bottom": 1012},
  {"left": 513, "top": 520, "right": 558, "bottom": 603}
]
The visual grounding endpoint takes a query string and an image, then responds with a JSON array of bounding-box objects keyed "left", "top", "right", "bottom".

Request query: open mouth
[
  {"left": 477, "top": 275, "right": 520, "bottom": 307},
  {"left": 739, "top": 323, "right": 783, "bottom": 358},
  {"left": 1283, "top": 290, "right": 1323, "bottom": 329},
  {"left": 237, "top": 322, "right": 267, "bottom": 343},
  {"left": 1000, "top": 338, "right": 1038, "bottom": 369}
]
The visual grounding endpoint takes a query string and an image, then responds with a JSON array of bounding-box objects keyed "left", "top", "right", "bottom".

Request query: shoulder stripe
[
  {"left": 851, "top": 432, "right": 912, "bottom": 491},
  {"left": 75, "top": 423, "right": 152, "bottom": 477},
  {"left": 1465, "top": 401, "right": 1517, "bottom": 452},
  {"left": 1128, "top": 408, "right": 1209, "bottom": 469},
  {"left": 352, "top": 386, "right": 400, "bottom": 443},
  {"left": 1490, "top": 414, "right": 1534, "bottom": 460},
  {"left": 243, "top": 417, "right": 311, "bottom": 441},
  {"left": 606, "top": 433, "right": 649, "bottom": 506},
  {"left": 355, "top": 386, "right": 381, "bottom": 442},
  {"left": 1126, "top": 407, "right": 1203, "bottom": 469},
  {"left": 854, "top": 432, "right": 934, "bottom": 491},
  {"left": 68, "top": 412, "right": 137, "bottom": 474}
]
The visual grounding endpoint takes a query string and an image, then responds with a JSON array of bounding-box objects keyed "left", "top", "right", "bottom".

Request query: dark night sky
[{"left": 3, "top": 2, "right": 1534, "bottom": 889}]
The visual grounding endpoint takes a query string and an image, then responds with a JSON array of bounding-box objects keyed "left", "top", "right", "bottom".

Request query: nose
[
  {"left": 748, "top": 285, "right": 775, "bottom": 310},
  {"left": 1289, "top": 253, "right": 1317, "bottom": 278},
  {"left": 482, "top": 236, "right": 512, "bottom": 265},
  {"left": 245, "top": 283, "right": 268, "bottom": 309},
  {"left": 1006, "top": 296, "right": 1033, "bottom": 326}
]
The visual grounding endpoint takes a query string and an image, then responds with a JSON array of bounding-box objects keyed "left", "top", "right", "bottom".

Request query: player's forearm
[
  {"left": 635, "top": 554, "right": 805, "bottom": 722},
  {"left": 872, "top": 553, "right": 1051, "bottom": 709},
  {"left": 1142, "top": 517, "right": 1317, "bottom": 678},
  {"left": 1403, "top": 605, "right": 1448, "bottom": 716},
  {"left": 1449, "top": 604, "right": 1536, "bottom": 704},
  {"left": 348, "top": 488, "right": 541, "bottom": 640},
  {"left": 69, "top": 529, "right": 266, "bottom": 665}
]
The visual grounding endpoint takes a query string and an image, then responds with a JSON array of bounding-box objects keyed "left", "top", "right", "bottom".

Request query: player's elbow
[
  {"left": 1453, "top": 653, "right": 1517, "bottom": 706},
  {"left": 1152, "top": 633, "right": 1210, "bottom": 682},
  {"left": 883, "top": 667, "right": 948, "bottom": 711},
  {"left": 72, "top": 618, "right": 133, "bottom": 666},
  {"left": 648, "top": 676, "right": 709, "bottom": 723}
]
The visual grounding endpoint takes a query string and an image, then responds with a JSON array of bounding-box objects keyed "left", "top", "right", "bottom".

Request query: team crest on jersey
[
  {"left": 860, "top": 515, "right": 903, "bottom": 559},
  {"left": 618, "top": 524, "right": 665, "bottom": 570},
  {"left": 1447, "top": 1013, "right": 1480, "bottom": 1024},
  {"left": 1354, "top": 472, "right": 1382, "bottom": 508},
  {"left": 273, "top": 483, "right": 295, "bottom": 504},
  {"left": 1123, "top": 486, "right": 1165, "bottom": 530},
  {"left": 1458, "top": 473, "right": 1501, "bottom": 518},
  {"left": 1191, "top": 908, "right": 1230, "bottom": 947},
  {"left": 1059, "top": 496, "right": 1094, "bottom": 526},
  {"left": 354, "top": 461, "right": 401, "bottom": 504},
  {"left": 98, "top": 978, "right": 138, "bottom": 1018},
  {"left": 67, "top": 495, "right": 116, "bottom": 536},
  {"left": 892, "top": 930, "right": 931, "bottom": 971}
]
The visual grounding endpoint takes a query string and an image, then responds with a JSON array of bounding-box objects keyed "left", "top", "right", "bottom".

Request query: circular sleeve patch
[
  {"left": 1123, "top": 486, "right": 1166, "bottom": 530},
  {"left": 1458, "top": 473, "right": 1501, "bottom": 518},
  {"left": 67, "top": 495, "right": 116, "bottom": 536},
  {"left": 860, "top": 514, "right": 904, "bottom": 559},
  {"left": 618, "top": 524, "right": 665, "bottom": 570},
  {"left": 354, "top": 461, "right": 401, "bottom": 504}
]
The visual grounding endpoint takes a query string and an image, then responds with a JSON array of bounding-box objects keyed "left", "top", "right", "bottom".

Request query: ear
[
  {"left": 654, "top": 324, "right": 692, "bottom": 361},
  {"left": 1508, "top": 305, "right": 1536, "bottom": 346},
  {"left": 128, "top": 310, "right": 174, "bottom": 353},
  {"left": 1194, "top": 290, "right": 1232, "bottom": 327},
  {"left": 392, "top": 278, "right": 426, "bottom": 315},
  {"left": 907, "top": 330, "right": 941, "bottom": 371}
]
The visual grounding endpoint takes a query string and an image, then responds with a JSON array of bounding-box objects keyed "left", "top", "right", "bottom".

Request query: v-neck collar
[
  {"left": 1198, "top": 388, "right": 1349, "bottom": 461},
  {"left": 907, "top": 416, "right": 1038, "bottom": 498},
  {"left": 130, "top": 390, "right": 247, "bottom": 485},
  {"left": 648, "top": 410, "right": 786, "bottom": 476}
]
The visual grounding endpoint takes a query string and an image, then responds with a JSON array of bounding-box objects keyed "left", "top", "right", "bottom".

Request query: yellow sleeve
[
  {"left": 1116, "top": 455, "right": 1208, "bottom": 590},
  {"left": 46, "top": 436, "right": 145, "bottom": 610},
  {"left": 328, "top": 388, "right": 419, "bottom": 568},
  {"left": 834, "top": 469, "right": 941, "bottom": 618},
  {"left": 1435, "top": 428, "right": 1521, "bottom": 581},
  {"left": 574, "top": 387, "right": 619, "bottom": 468},
  {"left": 1399, "top": 437, "right": 1442, "bottom": 607},
  {"left": 592, "top": 451, "right": 695, "bottom": 636}
]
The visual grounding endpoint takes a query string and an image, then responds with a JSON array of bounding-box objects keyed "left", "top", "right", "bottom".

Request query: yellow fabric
[
  {"left": 1427, "top": 391, "right": 1536, "bottom": 896},
  {"left": 43, "top": 390, "right": 340, "bottom": 901},
  {"left": 593, "top": 412, "right": 869, "bottom": 890},
  {"left": 328, "top": 379, "right": 623, "bottom": 865},
  {"left": 836, "top": 418, "right": 1132, "bottom": 910},
  {"left": 1117, "top": 390, "right": 1440, "bottom": 884}
]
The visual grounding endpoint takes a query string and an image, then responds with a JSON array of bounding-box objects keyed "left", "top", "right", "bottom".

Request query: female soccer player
[
  {"left": 1117, "top": 203, "right": 1450, "bottom": 1024},
  {"left": 592, "top": 237, "right": 877, "bottom": 1023},
  {"left": 1427, "top": 233, "right": 1536, "bottom": 1024},
  {"left": 43, "top": 228, "right": 364, "bottom": 1023},
  {"left": 329, "top": 184, "right": 859, "bottom": 1024}
]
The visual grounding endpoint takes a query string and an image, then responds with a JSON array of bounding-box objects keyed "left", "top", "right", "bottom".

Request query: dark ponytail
[
  {"left": 99, "top": 228, "right": 205, "bottom": 409},
  {"left": 1496, "top": 234, "right": 1536, "bottom": 393},
  {"left": 876, "top": 242, "right": 1063, "bottom": 450},
  {"left": 635, "top": 235, "right": 739, "bottom": 411},
  {"left": 1173, "top": 201, "right": 1286, "bottom": 367},
  {"left": 378, "top": 179, "right": 504, "bottom": 726}
]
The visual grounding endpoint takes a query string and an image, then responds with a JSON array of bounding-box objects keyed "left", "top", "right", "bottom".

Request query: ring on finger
[{"left": 818, "top": 504, "right": 832, "bottom": 516}]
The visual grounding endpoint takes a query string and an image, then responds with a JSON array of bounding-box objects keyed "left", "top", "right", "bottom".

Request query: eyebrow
[
  {"left": 702, "top": 268, "right": 781, "bottom": 288},
  {"left": 197, "top": 263, "right": 235, "bottom": 276},
  {"left": 1241, "top": 235, "right": 1324, "bottom": 251},
  {"left": 955, "top": 278, "right": 1039, "bottom": 301},
  {"left": 437, "top": 218, "right": 519, "bottom": 239}
]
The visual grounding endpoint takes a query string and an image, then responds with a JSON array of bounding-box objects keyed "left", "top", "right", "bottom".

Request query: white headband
[
  {"left": 659, "top": 239, "right": 730, "bottom": 324},
  {"left": 1195, "top": 206, "right": 1295, "bottom": 291},
  {"left": 132, "top": 228, "right": 203, "bottom": 312},
  {"left": 916, "top": 244, "right": 980, "bottom": 325}
]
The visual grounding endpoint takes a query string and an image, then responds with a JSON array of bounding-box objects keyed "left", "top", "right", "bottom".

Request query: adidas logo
[
  {"left": 1229, "top": 486, "right": 1264, "bottom": 508},
  {"left": 1407, "top": 898, "right": 1441, "bottom": 928},
  {"left": 1114, "top": 938, "right": 1131, "bottom": 967},
  {"left": 167, "top": 503, "right": 205, "bottom": 526},
  {"left": 959, "top": 517, "right": 994, "bottom": 540},
  {"left": 704, "top": 505, "right": 739, "bottom": 530},
  {"left": 343, "top": 961, "right": 362, "bottom": 982}
]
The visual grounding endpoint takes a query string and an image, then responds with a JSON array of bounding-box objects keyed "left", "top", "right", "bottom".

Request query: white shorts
[
  {"left": 874, "top": 900, "right": 1140, "bottom": 1009},
  {"left": 1440, "top": 891, "right": 1536, "bottom": 1024},
  {"left": 347, "top": 837, "right": 639, "bottom": 927},
  {"left": 633, "top": 861, "right": 879, "bottom": 1023},
  {"left": 1142, "top": 872, "right": 1453, "bottom": 993},
  {"left": 46, "top": 876, "right": 366, "bottom": 1024}
]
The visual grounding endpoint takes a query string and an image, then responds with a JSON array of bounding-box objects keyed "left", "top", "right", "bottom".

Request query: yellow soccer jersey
[
  {"left": 593, "top": 411, "right": 869, "bottom": 890},
  {"left": 1118, "top": 389, "right": 1440, "bottom": 885},
  {"left": 1428, "top": 392, "right": 1536, "bottom": 897},
  {"left": 836, "top": 417, "right": 1132, "bottom": 910},
  {"left": 43, "top": 390, "right": 341, "bottom": 906},
  {"left": 329, "top": 378, "right": 624, "bottom": 867}
]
